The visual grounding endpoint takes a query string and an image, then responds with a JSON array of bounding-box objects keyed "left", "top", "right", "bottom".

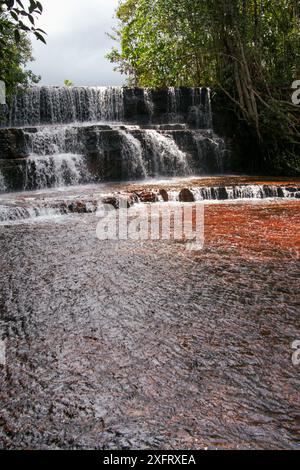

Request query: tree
[
  {"left": 108, "top": 0, "right": 300, "bottom": 174},
  {"left": 64, "top": 79, "right": 73, "bottom": 87},
  {"left": 0, "top": 1, "right": 45, "bottom": 103},
  {"left": 0, "top": 21, "right": 40, "bottom": 100}
]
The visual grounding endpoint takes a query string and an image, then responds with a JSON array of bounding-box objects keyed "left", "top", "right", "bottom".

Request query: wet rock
[
  {"left": 179, "top": 188, "right": 195, "bottom": 202},
  {"left": 118, "top": 192, "right": 139, "bottom": 208},
  {"left": 136, "top": 191, "right": 158, "bottom": 203},
  {"left": 101, "top": 197, "right": 119, "bottom": 209},
  {"left": 62, "top": 200, "right": 97, "bottom": 214},
  {"left": 159, "top": 189, "right": 169, "bottom": 202},
  {"left": 101, "top": 193, "right": 137, "bottom": 210},
  {"left": 73, "top": 202, "right": 87, "bottom": 214},
  {"left": 0, "top": 128, "right": 28, "bottom": 159}
]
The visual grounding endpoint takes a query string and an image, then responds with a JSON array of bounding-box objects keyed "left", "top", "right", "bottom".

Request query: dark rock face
[
  {"left": 61, "top": 201, "right": 97, "bottom": 214},
  {"left": 136, "top": 191, "right": 159, "bottom": 203},
  {"left": 179, "top": 188, "right": 195, "bottom": 202},
  {"left": 159, "top": 189, "right": 169, "bottom": 202},
  {"left": 0, "top": 128, "right": 28, "bottom": 159},
  {"left": 0, "top": 125, "right": 230, "bottom": 191},
  {"left": 101, "top": 193, "right": 137, "bottom": 209}
]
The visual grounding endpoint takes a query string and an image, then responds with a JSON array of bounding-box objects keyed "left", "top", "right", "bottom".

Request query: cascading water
[
  {"left": 167, "top": 185, "right": 300, "bottom": 202},
  {"left": 8, "top": 86, "right": 124, "bottom": 127},
  {"left": 0, "top": 182, "right": 298, "bottom": 225},
  {"left": 189, "top": 87, "right": 213, "bottom": 129},
  {"left": 120, "top": 130, "right": 147, "bottom": 179},
  {"left": 192, "top": 185, "right": 294, "bottom": 200},
  {"left": 143, "top": 130, "right": 191, "bottom": 176},
  {"left": 0, "top": 205, "right": 61, "bottom": 223},
  {"left": 0, "top": 170, "right": 7, "bottom": 192},
  {"left": 193, "top": 131, "right": 227, "bottom": 173},
  {"left": 24, "top": 125, "right": 80, "bottom": 155},
  {"left": 0, "top": 85, "right": 228, "bottom": 191},
  {"left": 168, "top": 87, "right": 181, "bottom": 116},
  {"left": 24, "top": 153, "right": 90, "bottom": 190},
  {"left": 143, "top": 89, "right": 154, "bottom": 119}
]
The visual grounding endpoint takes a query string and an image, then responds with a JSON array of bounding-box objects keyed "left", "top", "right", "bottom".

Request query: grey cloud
[{"left": 29, "top": 0, "right": 123, "bottom": 86}]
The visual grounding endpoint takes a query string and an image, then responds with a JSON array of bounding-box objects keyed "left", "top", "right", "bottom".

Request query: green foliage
[
  {"left": 108, "top": 0, "right": 300, "bottom": 173},
  {"left": 0, "top": 0, "right": 46, "bottom": 44},
  {"left": 0, "top": 1, "right": 44, "bottom": 102},
  {"left": 64, "top": 79, "right": 74, "bottom": 87},
  {"left": 109, "top": 0, "right": 300, "bottom": 89}
]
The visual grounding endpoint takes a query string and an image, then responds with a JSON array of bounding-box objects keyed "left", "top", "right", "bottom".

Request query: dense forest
[{"left": 108, "top": 0, "right": 300, "bottom": 175}]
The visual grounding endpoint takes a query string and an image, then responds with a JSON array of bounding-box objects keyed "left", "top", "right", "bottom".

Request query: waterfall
[
  {"left": 120, "top": 130, "right": 148, "bottom": 179},
  {"left": 189, "top": 87, "right": 213, "bottom": 129},
  {"left": 8, "top": 86, "right": 124, "bottom": 127},
  {"left": 0, "top": 183, "right": 298, "bottom": 224},
  {"left": 0, "top": 205, "right": 60, "bottom": 223},
  {"left": 24, "top": 153, "right": 90, "bottom": 190},
  {"left": 143, "top": 130, "right": 192, "bottom": 176},
  {"left": 24, "top": 125, "right": 80, "bottom": 155},
  {"left": 0, "top": 170, "right": 7, "bottom": 192},
  {"left": 119, "top": 128, "right": 193, "bottom": 179},
  {"left": 0, "top": 85, "right": 230, "bottom": 191},
  {"left": 143, "top": 89, "right": 154, "bottom": 118},
  {"left": 168, "top": 87, "right": 181, "bottom": 114},
  {"left": 4, "top": 86, "right": 214, "bottom": 128},
  {"left": 166, "top": 185, "right": 300, "bottom": 202},
  {"left": 190, "top": 185, "right": 300, "bottom": 200},
  {"left": 204, "top": 88, "right": 213, "bottom": 129},
  {"left": 193, "top": 131, "right": 227, "bottom": 173},
  {"left": 168, "top": 87, "right": 182, "bottom": 122}
]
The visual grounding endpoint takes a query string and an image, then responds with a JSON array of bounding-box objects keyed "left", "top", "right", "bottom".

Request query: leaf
[
  {"left": 10, "top": 11, "right": 19, "bottom": 22},
  {"left": 35, "top": 28, "right": 47, "bottom": 34},
  {"left": 34, "top": 31, "right": 46, "bottom": 44},
  {"left": 36, "top": 1, "right": 43, "bottom": 13},
  {"left": 6, "top": 0, "right": 15, "bottom": 10},
  {"left": 14, "top": 29, "right": 21, "bottom": 43},
  {"left": 28, "top": 14, "right": 35, "bottom": 25},
  {"left": 29, "top": 0, "right": 37, "bottom": 14},
  {"left": 18, "top": 20, "right": 31, "bottom": 31}
]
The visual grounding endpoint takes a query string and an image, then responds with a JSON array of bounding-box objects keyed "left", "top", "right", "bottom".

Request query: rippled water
[{"left": 0, "top": 197, "right": 299, "bottom": 449}]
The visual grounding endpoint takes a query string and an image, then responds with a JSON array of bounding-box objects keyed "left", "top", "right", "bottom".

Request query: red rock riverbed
[{"left": 0, "top": 199, "right": 299, "bottom": 449}]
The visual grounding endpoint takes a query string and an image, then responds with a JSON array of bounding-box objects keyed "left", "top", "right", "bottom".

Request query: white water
[
  {"left": 144, "top": 130, "right": 191, "bottom": 176},
  {"left": 193, "top": 131, "right": 227, "bottom": 173},
  {"left": 0, "top": 86, "right": 226, "bottom": 191},
  {"left": 0, "top": 205, "right": 61, "bottom": 223},
  {"left": 24, "top": 153, "right": 91, "bottom": 190},
  {"left": 0, "top": 182, "right": 298, "bottom": 225},
  {"left": 144, "top": 89, "right": 154, "bottom": 118},
  {"left": 8, "top": 86, "right": 124, "bottom": 127},
  {"left": 168, "top": 87, "right": 181, "bottom": 114},
  {"left": 190, "top": 87, "right": 213, "bottom": 128},
  {"left": 120, "top": 131, "right": 148, "bottom": 179},
  {"left": 24, "top": 125, "right": 80, "bottom": 155},
  {"left": 166, "top": 185, "right": 300, "bottom": 201}
]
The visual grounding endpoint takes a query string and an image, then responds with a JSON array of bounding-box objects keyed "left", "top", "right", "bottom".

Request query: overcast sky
[{"left": 29, "top": 0, "right": 124, "bottom": 86}]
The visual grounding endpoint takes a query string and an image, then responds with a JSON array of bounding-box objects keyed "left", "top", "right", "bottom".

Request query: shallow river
[{"left": 0, "top": 196, "right": 299, "bottom": 449}]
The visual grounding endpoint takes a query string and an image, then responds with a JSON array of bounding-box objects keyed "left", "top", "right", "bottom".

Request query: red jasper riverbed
[
  {"left": 0, "top": 197, "right": 299, "bottom": 449},
  {"left": 204, "top": 200, "right": 300, "bottom": 260}
]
